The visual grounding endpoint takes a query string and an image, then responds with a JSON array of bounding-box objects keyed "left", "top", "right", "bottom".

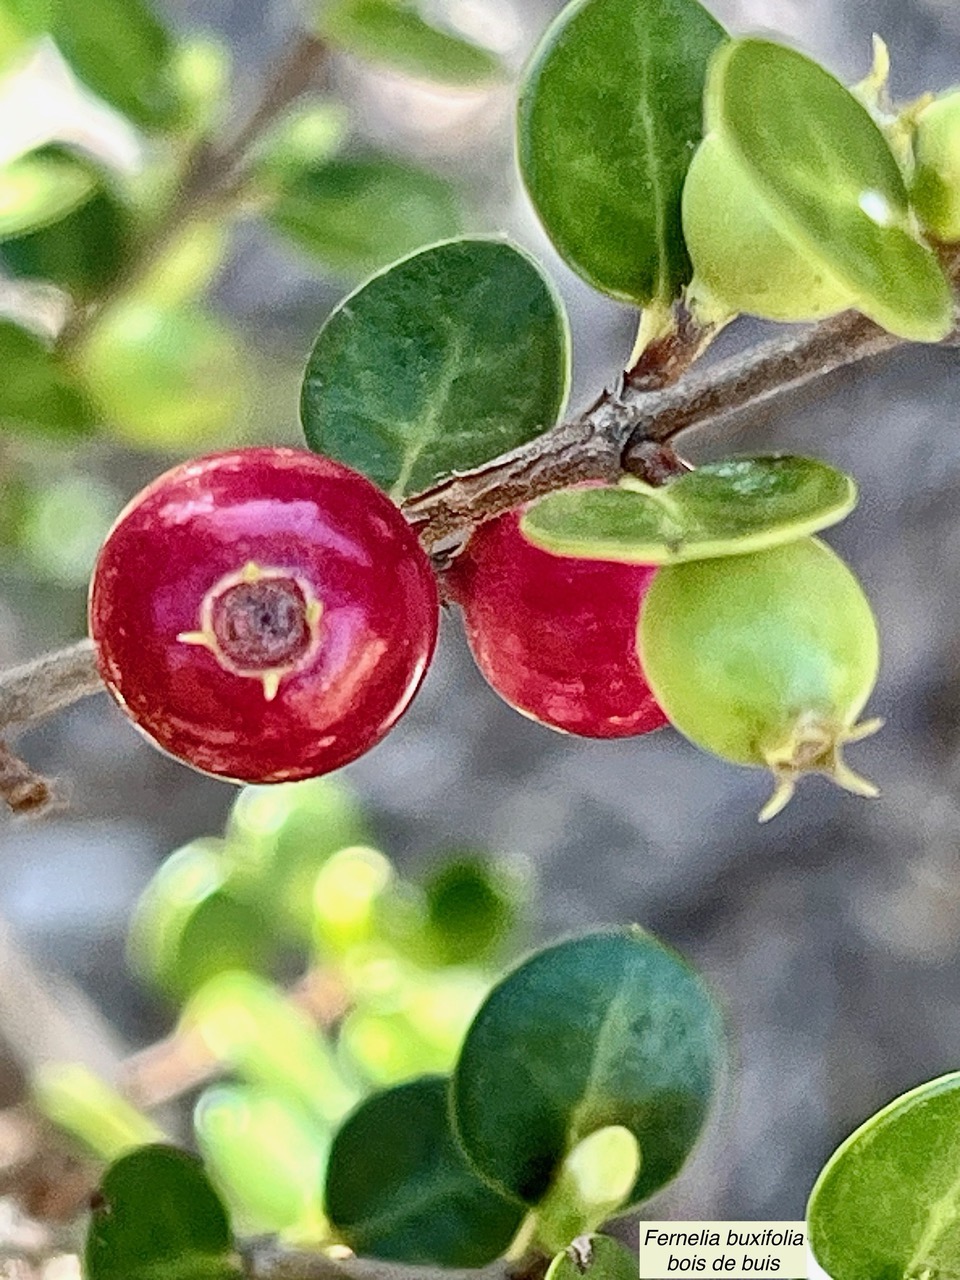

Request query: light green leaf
[
  {"left": 0, "top": 151, "right": 94, "bottom": 239},
  {"left": 85, "top": 1145, "right": 242, "bottom": 1280},
  {"left": 301, "top": 238, "right": 570, "bottom": 498},
  {"left": 52, "top": 0, "right": 178, "bottom": 129},
  {"left": 33, "top": 1064, "right": 163, "bottom": 1162},
  {"left": 318, "top": 0, "right": 502, "bottom": 85},
  {"left": 0, "top": 321, "right": 94, "bottom": 436},
  {"left": 127, "top": 841, "right": 276, "bottom": 1001},
  {"left": 521, "top": 456, "right": 858, "bottom": 565},
  {"left": 546, "top": 1235, "right": 639, "bottom": 1280},
  {"left": 195, "top": 1085, "right": 329, "bottom": 1237},
  {"left": 808, "top": 1072, "right": 960, "bottom": 1280},
  {"left": 77, "top": 301, "right": 249, "bottom": 448},
  {"left": 325, "top": 1076, "right": 524, "bottom": 1264},
  {"left": 518, "top": 0, "right": 725, "bottom": 304},
  {"left": 452, "top": 929, "right": 724, "bottom": 1208},
  {"left": 185, "top": 972, "right": 359, "bottom": 1126},
  {"left": 707, "top": 39, "right": 952, "bottom": 341},
  {"left": 0, "top": 0, "right": 50, "bottom": 71},
  {"left": 268, "top": 155, "right": 462, "bottom": 281}
]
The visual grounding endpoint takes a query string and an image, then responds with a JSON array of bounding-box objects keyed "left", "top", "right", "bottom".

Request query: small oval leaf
[
  {"left": 326, "top": 1075, "right": 524, "bottom": 1264},
  {"left": 708, "top": 39, "right": 952, "bottom": 341},
  {"left": 301, "top": 238, "right": 570, "bottom": 498},
  {"left": 518, "top": 0, "right": 725, "bottom": 304},
  {"left": 268, "top": 155, "right": 463, "bottom": 281},
  {"left": 85, "top": 1145, "right": 242, "bottom": 1280},
  {"left": 452, "top": 929, "right": 724, "bottom": 1208},
  {"left": 318, "top": 0, "right": 502, "bottom": 85},
  {"left": 547, "top": 1235, "right": 639, "bottom": 1280},
  {"left": 808, "top": 1072, "right": 960, "bottom": 1280},
  {"left": 0, "top": 320, "right": 95, "bottom": 436},
  {"left": 521, "top": 456, "right": 857, "bottom": 565},
  {"left": 0, "top": 152, "right": 94, "bottom": 239}
]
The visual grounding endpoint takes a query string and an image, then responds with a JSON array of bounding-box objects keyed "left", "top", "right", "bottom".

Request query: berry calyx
[
  {"left": 89, "top": 447, "right": 439, "bottom": 783},
  {"left": 445, "top": 505, "right": 667, "bottom": 738},
  {"left": 638, "top": 538, "right": 881, "bottom": 820}
]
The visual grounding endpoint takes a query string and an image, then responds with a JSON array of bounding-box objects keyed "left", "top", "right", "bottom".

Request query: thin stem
[{"left": 240, "top": 1247, "right": 514, "bottom": 1280}]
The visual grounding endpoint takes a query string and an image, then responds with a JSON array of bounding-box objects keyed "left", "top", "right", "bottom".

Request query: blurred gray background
[{"left": 2, "top": 0, "right": 960, "bottom": 1226}]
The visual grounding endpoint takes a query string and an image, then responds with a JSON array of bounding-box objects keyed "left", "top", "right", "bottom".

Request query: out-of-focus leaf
[
  {"left": 267, "top": 155, "right": 462, "bottom": 280},
  {"left": 252, "top": 102, "right": 349, "bottom": 180},
  {"left": 127, "top": 841, "right": 276, "bottom": 1001},
  {"left": 313, "top": 845, "right": 394, "bottom": 955},
  {"left": 171, "top": 36, "right": 231, "bottom": 134},
  {"left": 52, "top": 0, "right": 179, "bottom": 130},
  {"left": 134, "top": 221, "right": 229, "bottom": 308},
  {"left": 77, "top": 301, "right": 249, "bottom": 449},
  {"left": 0, "top": 151, "right": 94, "bottom": 239},
  {"left": 325, "top": 1076, "right": 524, "bottom": 1264},
  {"left": 318, "top": 0, "right": 502, "bottom": 84},
  {"left": 452, "top": 929, "right": 725, "bottom": 1208},
  {"left": 0, "top": 0, "right": 50, "bottom": 72},
  {"left": 227, "top": 777, "right": 372, "bottom": 939},
  {"left": 301, "top": 238, "right": 570, "bottom": 498},
  {"left": 86, "top": 1145, "right": 242, "bottom": 1280},
  {"left": 518, "top": 0, "right": 725, "bottom": 303},
  {"left": 0, "top": 148, "right": 131, "bottom": 298},
  {"left": 21, "top": 473, "right": 122, "bottom": 585},
  {"left": 195, "top": 1084, "right": 329, "bottom": 1237},
  {"left": 185, "top": 972, "right": 359, "bottom": 1125},
  {"left": 0, "top": 321, "right": 94, "bottom": 436},
  {"left": 420, "top": 855, "right": 522, "bottom": 966},
  {"left": 33, "top": 1064, "right": 163, "bottom": 1161}
]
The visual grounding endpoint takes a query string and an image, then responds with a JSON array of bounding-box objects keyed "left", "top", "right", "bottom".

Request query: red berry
[
  {"left": 446, "top": 506, "right": 667, "bottom": 738},
  {"left": 89, "top": 447, "right": 439, "bottom": 782}
]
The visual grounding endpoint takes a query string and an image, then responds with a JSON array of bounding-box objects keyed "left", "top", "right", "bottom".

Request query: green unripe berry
[
  {"left": 639, "top": 538, "right": 881, "bottom": 821},
  {"left": 912, "top": 90, "right": 960, "bottom": 242},
  {"left": 682, "top": 134, "right": 853, "bottom": 324}
]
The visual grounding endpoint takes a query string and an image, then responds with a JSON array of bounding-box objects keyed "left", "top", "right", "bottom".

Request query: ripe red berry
[
  {"left": 89, "top": 447, "right": 439, "bottom": 783},
  {"left": 445, "top": 506, "right": 667, "bottom": 738}
]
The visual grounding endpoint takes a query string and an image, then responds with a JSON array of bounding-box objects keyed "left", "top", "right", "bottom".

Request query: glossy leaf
[
  {"left": 227, "top": 777, "right": 372, "bottom": 938},
  {"left": 268, "top": 155, "right": 462, "bottom": 281},
  {"left": 301, "top": 238, "right": 570, "bottom": 498},
  {"left": 85, "top": 1145, "right": 242, "bottom": 1280},
  {"left": 518, "top": 0, "right": 725, "bottom": 304},
  {"left": 707, "top": 39, "right": 952, "bottom": 341},
  {"left": 326, "top": 1076, "right": 524, "bottom": 1264},
  {"left": 0, "top": 149, "right": 131, "bottom": 299},
  {"left": 318, "top": 0, "right": 501, "bottom": 85},
  {"left": 33, "top": 1064, "right": 162, "bottom": 1161},
  {"left": 127, "top": 841, "right": 275, "bottom": 1001},
  {"left": 52, "top": 0, "right": 178, "bottom": 129},
  {"left": 0, "top": 152, "right": 94, "bottom": 239},
  {"left": 808, "top": 1072, "right": 960, "bottom": 1280},
  {"left": 195, "top": 1085, "right": 329, "bottom": 1236},
  {"left": 0, "top": 321, "right": 95, "bottom": 436},
  {"left": 547, "top": 1235, "right": 639, "bottom": 1280},
  {"left": 185, "top": 972, "right": 359, "bottom": 1125},
  {"left": 77, "top": 301, "right": 249, "bottom": 448},
  {"left": 521, "top": 456, "right": 857, "bottom": 565},
  {"left": 452, "top": 929, "right": 724, "bottom": 1207}
]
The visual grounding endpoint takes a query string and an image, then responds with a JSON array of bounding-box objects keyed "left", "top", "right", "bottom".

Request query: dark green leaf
[
  {"left": 547, "top": 1235, "right": 639, "bottom": 1280},
  {"left": 326, "top": 1076, "right": 524, "bottom": 1264},
  {"left": 195, "top": 1085, "right": 329, "bottom": 1236},
  {"left": 0, "top": 321, "right": 94, "bottom": 436},
  {"left": 0, "top": 148, "right": 131, "bottom": 298},
  {"left": 521, "top": 456, "right": 857, "bottom": 565},
  {"left": 452, "top": 929, "right": 724, "bottom": 1207},
  {"left": 227, "top": 777, "right": 372, "bottom": 939},
  {"left": 52, "top": 0, "right": 178, "bottom": 129},
  {"left": 268, "top": 155, "right": 462, "bottom": 281},
  {"left": 518, "top": 0, "right": 725, "bottom": 304},
  {"left": 85, "top": 1145, "right": 242, "bottom": 1280},
  {"left": 127, "top": 841, "right": 276, "bottom": 1001},
  {"left": 708, "top": 39, "right": 952, "bottom": 341},
  {"left": 185, "top": 972, "right": 359, "bottom": 1125},
  {"left": 318, "top": 0, "right": 501, "bottom": 85},
  {"left": 301, "top": 238, "right": 570, "bottom": 497},
  {"left": 807, "top": 1072, "right": 960, "bottom": 1280}
]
